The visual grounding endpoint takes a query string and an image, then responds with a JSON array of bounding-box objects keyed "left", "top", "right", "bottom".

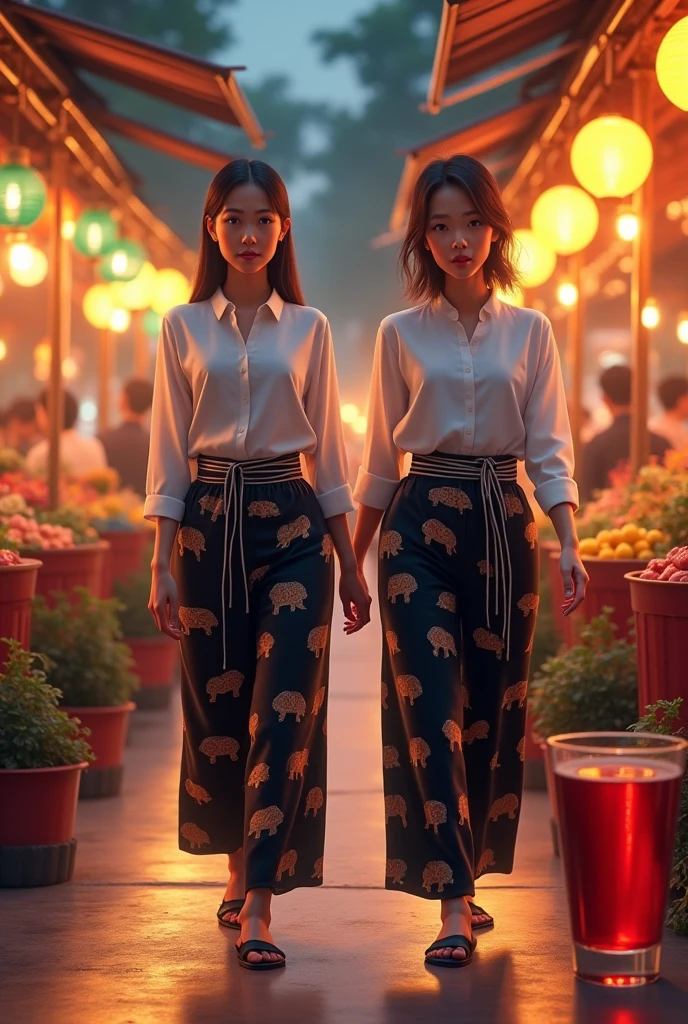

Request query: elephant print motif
[
  {"left": 276, "top": 849, "right": 297, "bottom": 880},
  {"left": 428, "top": 486, "right": 472, "bottom": 512},
  {"left": 257, "top": 632, "right": 275, "bottom": 659},
  {"left": 458, "top": 794, "right": 470, "bottom": 826},
  {"left": 320, "top": 534, "right": 333, "bottom": 563},
  {"left": 386, "top": 858, "right": 407, "bottom": 885},
  {"left": 185, "top": 779, "right": 211, "bottom": 805},
  {"left": 461, "top": 684, "right": 471, "bottom": 709},
  {"left": 473, "top": 627, "right": 505, "bottom": 660},
  {"left": 206, "top": 669, "right": 243, "bottom": 702},
  {"left": 424, "top": 800, "right": 447, "bottom": 834},
  {"left": 437, "top": 591, "right": 456, "bottom": 612},
  {"left": 385, "top": 794, "right": 408, "bottom": 827},
  {"left": 379, "top": 530, "right": 403, "bottom": 558},
  {"left": 305, "top": 787, "right": 324, "bottom": 817},
  {"left": 489, "top": 794, "right": 519, "bottom": 821},
  {"left": 428, "top": 626, "right": 457, "bottom": 658},
  {"left": 409, "top": 737, "right": 431, "bottom": 768},
  {"left": 383, "top": 745, "right": 400, "bottom": 768},
  {"left": 505, "top": 494, "right": 524, "bottom": 517},
  {"left": 248, "top": 500, "right": 280, "bottom": 518},
  {"left": 179, "top": 606, "right": 218, "bottom": 636},
  {"left": 502, "top": 680, "right": 528, "bottom": 710},
  {"left": 387, "top": 573, "right": 418, "bottom": 604},
  {"left": 178, "top": 526, "right": 206, "bottom": 561},
  {"left": 490, "top": 751, "right": 501, "bottom": 771},
  {"left": 396, "top": 674, "right": 423, "bottom": 705},
  {"left": 312, "top": 857, "right": 324, "bottom": 880},
  {"left": 248, "top": 564, "right": 269, "bottom": 590},
  {"left": 277, "top": 515, "right": 311, "bottom": 549},
  {"left": 442, "top": 719, "right": 462, "bottom": 752},
  {"left": 180, "top": 822, "right": 210, "bottom": 849},
  {"left": 517, "top": 736, "right": 526, "bottom": 762},
  {"left": 385, "top": 630, "right": 400, "bottom": 655},
  {"left": 273, "top": 691, "right": 307, "bottom": 722},
  {"left": 478, "top": 559, "right": 494, "bottom": 577},
  {"left": 307, "top": 624, "right": 329, "bottom": 658},
  {"left": 199, "top": 736, "right": 239, "bottom": 763},
  {"left": 463, "top": 720, "right": 490, "bottom": 745},
  {"left": 198, "top": 495, "right": 224, "bottom": 521},
  {"left": 249, "top": 806, "right": 284, "bottom": 838},
  {"left": 287, "top": 749, "right": 309, "bottom": 780},
  {"left": 517, "top": 593, "right": 540, "bottom": 617},
  {"left": 270, "top": 581, "right": 307, "bottom": 614},
  {"left": 525, "top": 522, "right": 538, "bottom": 549},
  {"left": 248, "top": 763, "right": 270, "bottom": 788},
  {"left": 422, "top": 861, "right": 454, "bottom": 892},
  {"left": 381, "top": 682, "right": 389, "bottom": 709},
  {"left": 311, "top": 686, "right": 326, "bottom": 716},
  {"left": 249, "top": 713, "right": 258, "bottom": 745},
  {"left": 476, "top": 848, "right": 495, "bottom": 875},
  {"left": 422, "top": 519, "right": 457, "bottom": 555}
]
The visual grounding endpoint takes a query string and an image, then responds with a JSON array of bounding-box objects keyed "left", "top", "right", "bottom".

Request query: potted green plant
[
  {"left": 114, "top": 570, "right": 179, "bottom": 710},
  {"left": 30, "top": 588, "right": 137, "bottom": 799},
  {"left": 0, "top": 545, "right": 43, "bottom": 669},
  {"left": 530, "top": 610, "right": 639, "bottom": 855},
  {"left": 0, "top": 642, "right": 92, "bottom": 886},
  {"left": 629, "top": 698, "right": 688, "bottom": 936}
]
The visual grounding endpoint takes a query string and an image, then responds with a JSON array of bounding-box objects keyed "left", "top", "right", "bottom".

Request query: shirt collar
[
  {"left": 209, "top": 287, "right": 284, "bottom": 322},
  {"left": 433, "top": 289, "right": 501, "bottom": 323}
]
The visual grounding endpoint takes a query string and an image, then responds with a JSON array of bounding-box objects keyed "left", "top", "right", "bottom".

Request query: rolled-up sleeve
[
  {"left": 144, "top": 315, "right": 193, "bottom": 522},
  {"left": 354, "top": 323, "right": 409, "bottom": 509},
  {"left": 303, "top": 317, "right": 354, "bottom": 519},
  {"left": 523, "top": 317, "right": 579, "bottom": 514}
]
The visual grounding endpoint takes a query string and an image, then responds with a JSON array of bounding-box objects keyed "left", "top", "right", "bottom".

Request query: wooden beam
[
  {"left": 47, "top": 145, "right": 67, "bottom": 510},
  {"left": 426, "top": 1, "right": 461, "bottom": 115}
]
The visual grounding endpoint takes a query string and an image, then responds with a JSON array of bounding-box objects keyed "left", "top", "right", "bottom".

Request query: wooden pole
[
  {"left": 630, "top": 70, "right": 654, "bottom": 474},
  {"left": 98, "top": 328, "right": 112, "bottom": 432},
  {"left": 47, "top": 147, "right": 66, "bottom": 511},
  {"left": 567, "top": 253, "right": 584, "bottom": 470},
  {"left": 133, "top": 309, "right": 148, "bottom": 378}
]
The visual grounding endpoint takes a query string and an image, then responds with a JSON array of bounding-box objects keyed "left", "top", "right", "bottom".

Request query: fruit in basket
[
  {"left": 614, "top": 542, "right": 635, "bottom": 559},
  {"left": 0, "top": 548, "right": 22, "bottom": 566},
  {"left": 667, "top": 546, "right": 688, "bottom": 571},
  {"left": 668, "top": 571, "right": 688, "bottom": 582},
  {"left": 582, "top": 523, "right": 668, "bottom": 560}
]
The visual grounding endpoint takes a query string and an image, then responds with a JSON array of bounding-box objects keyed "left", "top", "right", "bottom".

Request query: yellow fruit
[
  {"left": 646, "top": 529, "right": 664, "bottom": 547},
  {"left": 597, "top": 547, "right": 616, "bottom": 559},
  {"left": 620, "top": 524, "right": 640, "bottom": 544},
  {"left": 635, "top": 549, "right": 653, "bottom": 561},
  {"left": 608, "top": 529, "right": 624, "bottom": 548},
  {"left": 579, "top": 538, "right": 599, "bottom": 555},
  {"left": 634, "top": 540, "right": 649, "bottom": 554},
  {"left": 637, "top": 527, "right": 647, "bottom": 537},
  {"left": 614, "top": 542, "right": 635, "bottom": 559},
  {"left": 596, "top": 529, "right": 612, "bottom": 546}
]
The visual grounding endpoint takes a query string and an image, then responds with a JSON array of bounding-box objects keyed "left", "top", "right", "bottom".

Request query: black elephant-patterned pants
[
  {"left": 378, "top": 452, "right": 539, "bottom": 900},
  {"left": 173, "top": 452, "right": 334, "bottom": 895}
]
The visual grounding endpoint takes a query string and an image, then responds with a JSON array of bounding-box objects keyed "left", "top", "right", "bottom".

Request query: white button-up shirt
[
  {"left": 354, "top": 292, "right": 578, "bottom": 514},
  {"left": 144, "top": 288, "right": 354, "bottom": 522}
]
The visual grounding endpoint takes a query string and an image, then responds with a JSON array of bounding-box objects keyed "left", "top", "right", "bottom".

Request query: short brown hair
[
  {"left": 399, "top": 155, "right": 520, "bottom": 303},
  {"left": 123, "top": 378, "right": 154, "bottom": 415}
]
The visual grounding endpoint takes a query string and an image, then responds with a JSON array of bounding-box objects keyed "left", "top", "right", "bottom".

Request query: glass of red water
[{"left": 548, "top": 731, "right": 686, "bottom": 986}]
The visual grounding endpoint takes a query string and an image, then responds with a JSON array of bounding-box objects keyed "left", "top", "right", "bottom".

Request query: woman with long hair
[
  {"left": 145, "top": 159, "right": 370, "bottom": 970},
  {"left": 352, "top": 155, "right": 587, "bottom": 968}
]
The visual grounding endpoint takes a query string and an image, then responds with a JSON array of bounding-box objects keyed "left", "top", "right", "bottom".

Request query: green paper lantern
[
  {"left": 73, "top": 209, "right": 117, "bottom": 257},
  {"left": 0, "top": 157, "right": 47, "bottom": 228},
  {"left": 98, "top": 238, "right": 147, "bottom": 282},
  {"left": 143, "top": 309, "right": 163, "bottom": 337}
]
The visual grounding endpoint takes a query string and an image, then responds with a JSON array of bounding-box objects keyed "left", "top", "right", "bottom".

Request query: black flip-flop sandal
[
  {"left": 217, "top": 898, "right": 245, "bottom": 930},
  {"left": 424, "top": 934, "right": 477, "bottom": 969},
  {"left": 235, "top": 939, "right": 286, "bottom": 971},
  {"left": 468, "top": 901, "right": 494, "bottom": 930}
]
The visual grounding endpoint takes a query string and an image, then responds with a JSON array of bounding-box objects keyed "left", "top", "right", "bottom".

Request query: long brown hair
[
  {"left": 189, "top": 159, "right": 305, "bottom": 305},
  {"left": 399, "top": 155, "right": 520, "bottom": 303}
]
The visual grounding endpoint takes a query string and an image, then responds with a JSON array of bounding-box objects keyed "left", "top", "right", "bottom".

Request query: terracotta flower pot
[
  {"left": 63, "top": 702, "right": 135, "bottom": 798},
  {"left": 126, "top": 635, "right": 179, "bottom": 709},
  {"left": 580, "top": 557, "right": 643, "bottom": 637},
  {"left": 0, "top": 762, "right": 87, "bottom": 887},
  {"left": 627, "top": 571, "right": 688, "bottom": 726},
  {"left": 99, "top": 529, "right": 150, "bottom": 598},
  {"left": 0, "top": 558, "right": 42, "bottom": 669},
  {"left": 30, "top": 541, "right": 110, "bottom": 607}
]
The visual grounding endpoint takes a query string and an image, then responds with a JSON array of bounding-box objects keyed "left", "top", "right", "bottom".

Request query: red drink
[{"left": 555, "top": 758, "right": 683, "bottom": 951}]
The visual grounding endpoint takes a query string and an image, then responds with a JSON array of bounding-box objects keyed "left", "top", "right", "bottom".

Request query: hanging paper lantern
[
  {"left": 8, "top": 244, "right": 48, "bottom": 286},
  {"left": 0, "top": 149, "right": 47, "bottom": 228},
  {"left": 98, "top": 238, "right": 147, "bottom": 282},
  {"left": 73, "top": 209, "right": 118, "bottom": 257},
  {"left": 677, "top": 313, "right": 688, "bottom": 345},
  {"left": 143, "top": 309, "right": 163, "bottom": 337},
  {"left": 514, "top": 230, "right": 556, "bottom": 289},
  {"left": 531, "top": 185, "right": 599, "bottom": 255},
  {"left": 150, "top": 268, "right": 191, "bottom": 314},
  {"left": 109, "top": 308, "right": 131, "bottom": 333},
  {"left": 656, "top": 16, "right": 688, "bottom": 111},
  {"left": 109, "top": 261, "right": 157, "bottom": 310},
  {"left": 570, "top": 116, "right": 653, "bottom": 198},
  {"left": 556, "top": 281, "right": 579, "bottom": 308},
  {"left": 83, "top": 283, "right": 116, "bottom": 329}
]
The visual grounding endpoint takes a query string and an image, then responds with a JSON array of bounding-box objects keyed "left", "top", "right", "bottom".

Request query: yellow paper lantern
[
  {"left": 109, "top": 307, "right": 131, "bottom": 333},
  {"left": 571, "top": 116, "right": 653, "bottom": 198},
  {"left": 150, "top": 268, "right": 190, "bottom": 315},
  {"left": 641, "top": 298, "right": 660, "bottom": 329},
  {"left": 83, "top": 283, "right": 115, "bottom": 329},
  {"left": 0, "top": 339, "right": 6, "bottom": 361},
  {"left": 677, "top": 313, "right": 688, "bottom": 345},
  {"left": 8, "top": 244, "right": 48, "bottom": 286},
  {"left": 616, "top": 211, "right": 639, "bottom": 241},
  {"left": 110, "top": 261, "right": 158, "bottom": 311},
  {"left": 514, "top": 229, "right": 556, "bottom": 289},
  {"left": 531, "top": 185, "right": 599, "bottom": 255},
  {"left": 557, "top": 281, "right": 578, "bottom": 308},
  {"left": 656, "top": 16, "right": 688, "bottom": 111},
  {"left": 352, "top": 415, "right": 368, "bottom": 436}
]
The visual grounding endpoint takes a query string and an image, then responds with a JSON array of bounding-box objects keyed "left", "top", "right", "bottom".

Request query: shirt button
[
  {"left": 238, "top": 427, "right": 245, "bottom": 434},
  {"left": 467, "top": 407, "right": 473, "bottom": 413},
  {"left": 461, "top": 340, "right": 468, "bottom": 346},
  {"left": 243, "top": 398, "right": 248, "bottom": 404},
  {"left": 464, "top": 367, "right": 471, "bottom": 373},
  {"left": 466, "top": 429, "right": 472, "bottom": 435},
  {"left": 241, "top": 367, "right": 247, "bottom": 375}
]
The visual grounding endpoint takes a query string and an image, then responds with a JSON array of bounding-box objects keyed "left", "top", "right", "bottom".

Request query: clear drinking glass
[{"left": 547, "top": 731, "right": 686, "bottom": 986}]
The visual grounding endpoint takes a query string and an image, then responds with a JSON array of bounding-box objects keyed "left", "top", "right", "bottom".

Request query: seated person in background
[
  {"left": 98, "top": 378, "right": 153, "bottom": 496},
  {"left": 25, "top": 389, "right": 107, "bottom": 477},
  {"left": 649, "top": 375, "right": 688, "bottom": 452},
  {"left": 579, "top": 365, "right": 669, "bottom": 503},
  {"left": 5, "top": 397, "right": 41, "bottom": 456}
]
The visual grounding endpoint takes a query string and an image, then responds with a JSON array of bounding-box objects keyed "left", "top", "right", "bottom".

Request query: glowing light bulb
[
  {"left": 109, "top": 307, "right": 131, "bottom": 333},
  {"left": 4, "top": 182, "right": 21, "bottom": 214},
  {"left": 86, "top": 222, "right": 103, "bottom": 253},
  {"left": 0, "top": 339, "right": 7, "bottom": 360},
  {"left": 340, "top": 403, "right": 359, "bottom": 424},
  {"left": 352, "top": 415, "right": 368, "bottom": 435},
  {"left": 111, "top": 250, "right": 129, "bottom": 276},
  {"left": 677, "top": 313, "right": 688, "bottom": 344},
  {"left": 616, "top": 212, "right": 639, "bottom": 241},
  {"left": 667, "top": 200, "right": 683, "bottom": 221},
  {"left": 62, "top": 356, "right": 78, "bottom": 379},
  {"left": 61, "top": 219, "right": 76, "bottom": 240},
  {"left": 557, "top": 281, "right": 578, "bottom": 308},
  {"left": 9, "top": 242, "right": 34, "bottom": 272},
  {"left": 641, "top": 299, "right": 660, "bottom": 329}
]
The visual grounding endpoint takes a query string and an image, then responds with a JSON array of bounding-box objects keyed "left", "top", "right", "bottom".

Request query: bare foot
[
  {"left": 470, "top": 904, "right": 492, "bottom": 928},
  {"left": 237, "top": 910, "right": 284, "bottom": 965},
  {"left": 427, "top": 896, "right": 473, "bottom": 962},
  {"left": 221, "top": 848, "right": 245, "bottom": 926}
]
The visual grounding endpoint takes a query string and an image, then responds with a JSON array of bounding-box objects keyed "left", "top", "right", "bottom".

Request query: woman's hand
[
  {"left": 340, "top": 566, "right": 372, "bottom": 634},
  {"left": 149, "top": 567, "right": 182, "bottom": 640},
  {"left": 559, "top": 545, "right": 588, "bottom": 616}
]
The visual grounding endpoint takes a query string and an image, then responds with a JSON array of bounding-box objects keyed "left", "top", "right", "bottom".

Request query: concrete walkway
[{"left": 1, "top": 558, "right": 687, "bottom": 1023}]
